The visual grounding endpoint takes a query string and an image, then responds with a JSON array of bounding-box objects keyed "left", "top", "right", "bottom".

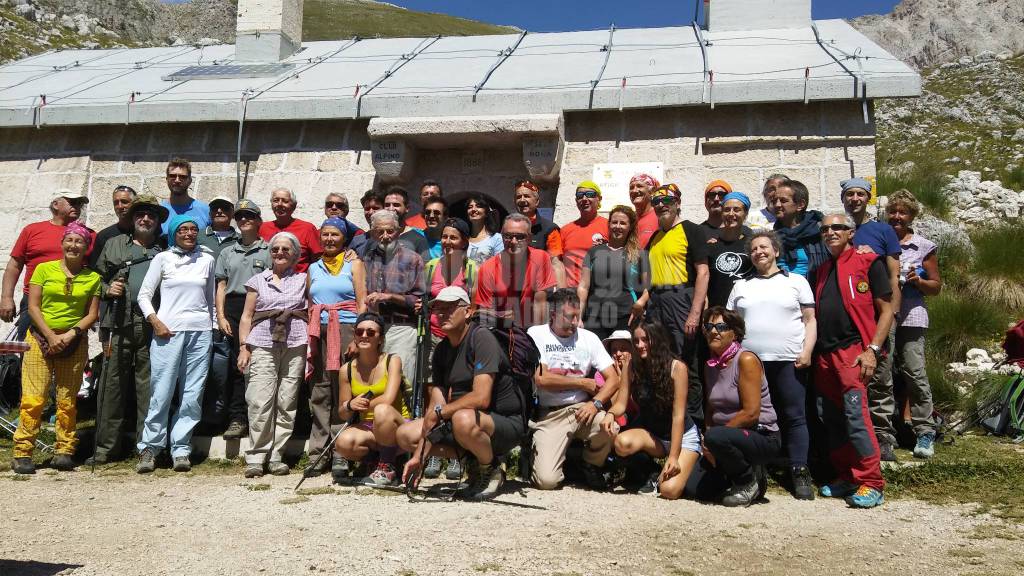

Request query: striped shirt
[
  {"left": 244, "top": 269, "right": 309, "bottom": 348},
  {"left": 898, "top": 233, "right": 936, "bottom": 329}
]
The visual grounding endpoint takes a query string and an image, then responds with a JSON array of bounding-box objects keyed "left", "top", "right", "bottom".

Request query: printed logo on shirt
[
  {"left": 856, "top": 280, "right": 869, "bottom": 294},
  {"left": 543, "top": 343, "right": 586, "bottom": 377},
  {"left": 714, "top": 252, "right": 746, "bottom": 278}
]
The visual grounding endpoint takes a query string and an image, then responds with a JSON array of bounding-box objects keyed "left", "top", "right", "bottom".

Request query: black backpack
[{"left": 467, "top": 312, "right": 540, "bottom": 421}]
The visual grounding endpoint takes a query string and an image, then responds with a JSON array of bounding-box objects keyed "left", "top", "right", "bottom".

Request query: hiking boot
[
  {"left": 51, "top": 454, "right": 76, "bottom": 471},
  {"left": 580, "top": 461, "right": 609, "bottom": 491},
  {"left": 878, "top": 441, "right": 897, "bottom": 462},
  {"left": 637, "top": 471, "right": 660, "bottom": 496},
  {"left": 136, "top": 449, "right": 156, "bottom": 474},
  {"left": 11, "top": 457, "right": 35, "bottom": 475},
  {"left": 422, "top": 455, "right": 442, "bottom": 479},
  {"left": 469, "top": 462, "right": 505, "bottom": 501},
  {"left": 819, "top": 479, "right": 858, "bottom": 498},
  {"left": 444, "top": 458, "right": 463, "bottom": 481},
  {"left": 791, "top": 466, "right": 815, "bottom": 501},
  {"left": 331, "top": 455, "right": 349, "bottom": 483},
  {"left": 172, "top": 456, "right": 192, "bottom": 472},
  {"left": 268, "top": 461, "right": 289, "bottom": 476},
  {"left": 364, "top": 462, "right": 398, "bottom": 487},
  {"left": 456, "top": 459, "right": 481, "bottom": 497},
  {"left": 223, "top": 421, "right": 247, "bottom": 440},
  {"left": 721, "top": 476, "right": 759, "bottom": 507},
  {"left": 244, "top": 464, "right": 264, "bottom": 478},
  {"left": 913, "top": 433, "right": 936, "bottom": 459},
  {"left": 846, "top": 486, "right": 885, "bottom": 508},
  {"left": 84, "top": 454, "right": 109, "bottom": 467}
]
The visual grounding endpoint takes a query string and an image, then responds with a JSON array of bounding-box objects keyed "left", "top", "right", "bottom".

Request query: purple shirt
[
  {"left": 706, "top": 348, "right": 778, "bottom": 431},
  {"left": 898, "top": 233, "right": 936, "bottom": 329},
  {"left": 244, "top": 269, "right": 309, "bottom": 348}
]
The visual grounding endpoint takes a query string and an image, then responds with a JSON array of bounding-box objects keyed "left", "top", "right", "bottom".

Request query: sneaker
[
  {"left": 331, "top": 455, "right": 349, "bottom": 483},
  {"left": 223, "top": 421, "right": 248, "bottom": 440},
  {"left": 84, "top": 454, "right": 108, "bottom": 466},
  {"left": 308, "top": 454, "right": 330, "bottom": 475},
  {"left": 846, "top": 485, "right": 885, "bottom": 508},
  {"left": 721, "top": 477, "right": 759, "bottom": 507},
  {"left": 444, "top": 458, "right": 463, "bottom": 481},
  {"left": 455, "top": 458, "right": 481, "bottom": 496},
  {"left": 268, "top": 461, "right": 289, "bottom": 476},
  {"left": 580, "top": 461, "right": 609, "bottom": 491},
  {"left": 172, "top": 456, "right": 192, "bottom": 472},
  {"left": 11, "top": 457, "right": 35, "bottom": 475},
  {"left": 364, "top": 462, "right": 398, "bottom": 486},
  {"left": 913, "top": 433, "right": 936, "bottom": 459},
  {"left": 422, "top": 455, "right": 442, "bottom": 479},
  {"left": 51, "top": 454, "right": 76, "bottom": 471},
  {"left": 637, "top": 471, "right": 660, "bottom": 495},
  {"left": 244, "top": 464, "right": 264, "bottom": 478},
  {"left": 791, "top": 466, "right": 815, "bottom": 501},
  {"left": 468, "top": 462, "right": 505, "bottom": 501},
  {"left": 879, "top": 441, "right": 897, "bottom": 462},
  {"left": 136, "top": 449, "right": 156, "bottom": 474},
  {"left": 819, "top": 479, "right": 858, "bottom": 498}
]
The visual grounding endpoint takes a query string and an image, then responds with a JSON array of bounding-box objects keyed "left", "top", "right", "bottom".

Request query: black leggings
[
  {"left": 763, "top": 361, "right": 809, "bottom": 468},
  {"left": 701, "top": 426, "right": 781, "bottom": 485}
]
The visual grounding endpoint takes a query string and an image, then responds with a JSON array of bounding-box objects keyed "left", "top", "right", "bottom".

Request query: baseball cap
[
  {"left": 52, "top": 188, "right": 88, "bottom": 202},
  {"left": 209, "top": 196, "right": 235, "bottom": 210},
  {"left": 603, "top": 330, "right": 632, "bottom": 344},
  {"left": 434, "top": 286, "right": 470, "bottom": 305},
  {"left": 234, "top": 199, "right": 261, "bottom": 218}
]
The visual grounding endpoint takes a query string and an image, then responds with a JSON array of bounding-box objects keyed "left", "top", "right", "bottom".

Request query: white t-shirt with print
[
  {"left": 527, "top": 324, "right": 614, "bottom": 408},
  {"left": 726, "top": 271, "right": 814, "bottom": 361}
]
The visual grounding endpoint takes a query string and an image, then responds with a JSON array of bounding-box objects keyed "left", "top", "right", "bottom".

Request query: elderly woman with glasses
[
  {"left": 10, "top": 222, "right": 101, "bottom": 475},
  {"left": 236, "top": 232, "right": 309, "bottom": 478},
  {"left": 136, "top": 214, "right": 217, "bottom": 474},
  {"left": 693, "top": 306, "right": 780, "bottom": 507}
]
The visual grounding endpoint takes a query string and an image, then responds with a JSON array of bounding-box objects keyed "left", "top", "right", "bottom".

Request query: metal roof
[{"left": 0, "top": 19, "right": 920, "bottom": 127}]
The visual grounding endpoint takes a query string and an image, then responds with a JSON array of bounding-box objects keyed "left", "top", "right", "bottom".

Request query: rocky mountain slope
[{"left": 850, "top": 0, "right": 1024, "bottom": 70}]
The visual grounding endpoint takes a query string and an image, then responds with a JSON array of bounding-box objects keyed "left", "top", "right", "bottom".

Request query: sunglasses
[
  {"left": 355, "top": 328, "right": 379, "bottom": 337},
  {"left": 270, "top": 246, "right": 292, "bottom": 254},
  {"left": 705, "top": 191, "right": 726, "bottom": 199},
  {"left": 820, "top": 224, "right": 852, "bottom": 233},
  {"left": 424, "top": 209, "right": 444, "bottom": 217},
  {"left": 234, "top": 213, "right": 257, "bottom": 221},
  {"left": 575, "top": 190, "right": 599, "bottom": 199},
  {"left": 166, "top": 174, "right": 189, "bottom": 181},
  {"left": 702, "top": 322, "right": 732, "bottom": 333},
  {"left": 324, "top": 201, "right": 347, "bottom": 209},
  {"left": 502, "top": 233, "right": 528, "bottom": 242},
  {"left": 651, "top": 195, "right": 677, "bottom": 207}
]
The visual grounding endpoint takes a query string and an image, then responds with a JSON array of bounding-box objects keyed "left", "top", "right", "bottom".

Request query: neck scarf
[
  {"left": 321, "top": 254, "right": 343, "bottom": 276},
  {"left": 707, "top": 341, "right": 741, "bottom": 367}
]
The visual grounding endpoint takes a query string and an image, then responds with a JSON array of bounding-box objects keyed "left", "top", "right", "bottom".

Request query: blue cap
[
  {"left": 840, "top": 177, "right": 873, "bottom": 197},
  {"left": 167, "top": 214, "right": 198, "bottom": 248},
  {"left": 721, "top": 191, "right": 751, "bottom": 210}
]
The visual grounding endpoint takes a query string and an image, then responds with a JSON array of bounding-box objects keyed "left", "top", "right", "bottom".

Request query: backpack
[
  {"left": 467, "top": 313, "right": 541, "bottom": 422},
  {"left": 980, "top": 372, "right": 1024, "bottom": 438}
]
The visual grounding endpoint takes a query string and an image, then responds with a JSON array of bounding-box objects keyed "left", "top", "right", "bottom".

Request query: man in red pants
[{"left": 812, "top": 212, "right": 893, "bottom": 508}]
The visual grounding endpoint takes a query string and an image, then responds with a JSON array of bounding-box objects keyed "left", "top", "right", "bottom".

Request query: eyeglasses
[
  {"left": 820, "top": 223, "right": 852, "bottom": 233},
  {"left": 176, "top": 228, "right": 198, "bottom": 236},
  {"left": 165, "top": 174, "right": 189, "bottom": 181},
  {"left": 324, "top": 201, "right": 347, "bottom": 209},
  {"left": 64, "top": 277, "right": 73, "bottom": 296},
  {"left": 355, "top": 328, "right": 379, "bottom": 337},
  {"left": 651, "top": 195, "right": 677, "bottom": 207},
  {"left": 502, "top": 232, "right": 528, "bottom": 242},
  {"left": 575, "top": 190, "right": 599, "bottom": 199},
  {"left": 270, "top": 246, "right": 292, "bottom": 254},
  {"left": 702, "top": 322, "right": 732, "bottom": 333}
]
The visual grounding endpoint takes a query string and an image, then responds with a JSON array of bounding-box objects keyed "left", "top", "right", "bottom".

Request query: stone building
[{"left": 0, "top": 0, "right": 920, "bottom": 330}]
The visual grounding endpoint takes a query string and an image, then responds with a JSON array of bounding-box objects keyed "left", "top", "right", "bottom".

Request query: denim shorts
[{"left": 656, "top": 424, "right": 702, "bottom": 456}]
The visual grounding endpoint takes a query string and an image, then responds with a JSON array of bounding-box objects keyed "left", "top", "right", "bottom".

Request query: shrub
[
  {"left": 876, "top": 163, "right": 951, "bottom": 218},
  {"left": 966, "top": 223, "right": 1024, "bottom": 311}
]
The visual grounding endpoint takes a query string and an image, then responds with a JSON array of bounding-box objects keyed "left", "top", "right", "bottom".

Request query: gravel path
[{"left": 1, "top": 469, "right": 1021, "bottom": 576}]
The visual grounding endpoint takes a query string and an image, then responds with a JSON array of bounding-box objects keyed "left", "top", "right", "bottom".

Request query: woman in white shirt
[
  {"left": 726, "top": 230, "right": 817, "bottom": 500},
  {"left": 135, "top": 215, "right": 217, "bottom": 474},
  {"left": 463, "top": 192, "right": 504, "bottom": 265}
]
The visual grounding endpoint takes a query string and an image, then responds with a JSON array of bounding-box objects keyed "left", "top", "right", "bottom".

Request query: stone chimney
[
  {"left": 706, "top": 0, "right": 811, "bottom": 32},
  {"left": 235, "top": 0, "right": 303, "bottom": 62}
]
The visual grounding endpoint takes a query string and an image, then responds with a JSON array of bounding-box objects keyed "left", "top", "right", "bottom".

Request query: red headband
[{"left": 630, "top": 173, "right": 660, "bottom": 189}]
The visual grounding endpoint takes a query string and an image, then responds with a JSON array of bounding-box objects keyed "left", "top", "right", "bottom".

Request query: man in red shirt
[
  {"left": 258, "top": 188, "right": 321, "bottom": 272},
  {"left": 1, "top": 188, "right": 92, "bottom": 337},
  {"left": 404, "top": 180, "right": 442, "bottom": 231},
  {"left": 559, "top": 181, "right": 609, "bottom": 287},
  {"left": 475, "top": 214, "right": 556, "bottom": 328},
  {"left": 513, "top": 180, "right": 565, "bottom": 287},
  {"left": 629, "top": 173, "right": 660, "bottom": 248}
]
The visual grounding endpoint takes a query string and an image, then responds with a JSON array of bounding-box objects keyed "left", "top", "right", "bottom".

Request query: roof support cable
[
  {"left": 356, "top": 35, "right": 440, "bottom": 117},
  {"left": 473, "top": 30, "right": 527, "bottom": 103},
  {"left": 587, "top": 24, "right": 616, "bottom": 109},
  {"left": 692, "top": 21, "right": 710, "bottom": 106},
  {"left": 803, "top": 66, "right": 810, "bottom": 104},
  {"left": 125, "top": 91, "right": 139, "bottom": 125},
  {"left": 811, "top": 21, "right": 859, "bottom": 99},
  {"left": 249, "top": 36, "right": 361, "bottom": 101},
  {"left": 854, "top": 47, "right": 869, "bottom": 124},
  {"left": 236, "top": 88, "right": 255, "bottom": 200}
]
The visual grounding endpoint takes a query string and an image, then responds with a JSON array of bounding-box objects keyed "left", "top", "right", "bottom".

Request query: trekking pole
[{"left": 294, "top": 391, "right": 373, "bottom": 491}]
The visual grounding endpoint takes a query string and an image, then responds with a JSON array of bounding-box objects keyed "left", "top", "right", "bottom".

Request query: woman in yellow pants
[{"left": 12, "top": 221, "right": 100, "bottom": 474}]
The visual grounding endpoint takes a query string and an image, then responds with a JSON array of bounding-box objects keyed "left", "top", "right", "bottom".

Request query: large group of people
[{"left": 2, "top": 158, "right": 947, "bottom": 510}]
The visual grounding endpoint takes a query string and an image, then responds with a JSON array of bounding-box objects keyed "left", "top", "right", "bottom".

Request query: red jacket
[{"left": 814, "top": 248, "right": 880, "bottom": 349}]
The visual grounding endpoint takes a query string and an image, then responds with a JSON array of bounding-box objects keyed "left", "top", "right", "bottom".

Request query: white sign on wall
[{"left": 591, "top": 162, "right": 664, "bottom": 212}]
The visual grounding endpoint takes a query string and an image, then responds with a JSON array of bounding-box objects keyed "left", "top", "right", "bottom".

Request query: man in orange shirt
[
  {"left": 474, "top": 214, "right": 556, "bottom": 328},
  {"left": 559, "top": 181, "right": 609, "bottom": 288},
  {"left": 404, "top": 179, "right": 442, "bottom": 231},
  {"left": 629, "top": 173, "right": 660, "bottom": 248},
  {"left": 513, "top": 180, "right": 565, "bottom": 287}
]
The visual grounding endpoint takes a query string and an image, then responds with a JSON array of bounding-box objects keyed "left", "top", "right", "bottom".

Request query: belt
[
  {"left": 540, "top": 401, "right": 583, "bottom": 412},
  {"left": 651, "top": 284, "right": 690, "bottom": 294}
]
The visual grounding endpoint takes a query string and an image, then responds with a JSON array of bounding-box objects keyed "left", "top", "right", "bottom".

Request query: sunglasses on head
[
  {"left": 820, "top": 223, "right": 852, "bottom": 233},
  {"left": 702, "top": 322, "right": 732, "bottom": 333},
  {"left": 575, "top": 190, "right": 599, "bottom": 199}
]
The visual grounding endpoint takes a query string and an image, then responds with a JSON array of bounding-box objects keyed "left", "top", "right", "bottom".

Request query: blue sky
[{"left": 162, "top": 1, "right": 900, "bottom": 31}]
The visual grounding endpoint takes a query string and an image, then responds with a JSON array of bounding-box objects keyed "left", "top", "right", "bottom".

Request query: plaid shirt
[{"left": 363, "top": 243, "right": 424, "bottom": 324}]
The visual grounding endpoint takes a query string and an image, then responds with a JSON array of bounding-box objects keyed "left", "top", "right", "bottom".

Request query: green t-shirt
[{"left": 29, "top": 260, "right": 101, "bottom": 330}]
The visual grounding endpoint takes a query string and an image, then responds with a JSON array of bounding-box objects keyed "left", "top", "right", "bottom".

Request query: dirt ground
[{"left": 1, "top": 467, "right": 1022, "bottom": 576}]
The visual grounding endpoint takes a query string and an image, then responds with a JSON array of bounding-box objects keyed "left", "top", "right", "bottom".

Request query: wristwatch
[
  {"left": 593, "top": 399, "right": 605, "bottom": 411},
  {"left": 70, "top": 326, "right": 83, "bottom": 337},
  {"left": 867, "top": 344, "right": 881, "bottom": 357}
]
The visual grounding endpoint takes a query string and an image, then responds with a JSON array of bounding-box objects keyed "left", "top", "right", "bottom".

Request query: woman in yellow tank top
[{"left": 335, "top": 312, "right": 410, "bottom": 486}]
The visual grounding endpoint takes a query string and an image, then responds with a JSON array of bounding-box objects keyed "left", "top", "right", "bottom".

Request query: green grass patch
[
  {"left": 884, "top": 435, "right": 1024, "bottom": 520},
  {"left": 965, "top": 223, "right": 1024, "bottom": 310},
  {"left": 295, "top": 486, "right": 336, "bottom": 496},
  {"left": 279, "top": 495, "right": 310, "bottom": 505},
  {"left": 247, "top": 483, "right": 271, "bottom": 491},
  {"left": 876, "top": 162, "right": 951, "bottom": 218}
]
